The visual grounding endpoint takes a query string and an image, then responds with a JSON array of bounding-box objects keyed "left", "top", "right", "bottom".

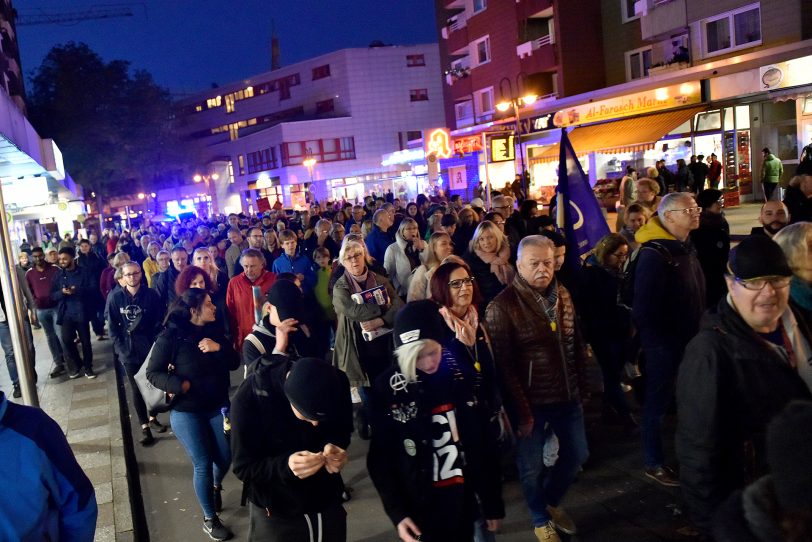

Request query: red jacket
[{"left": 226, "top": 270, "right": 276, "bottom": 351}]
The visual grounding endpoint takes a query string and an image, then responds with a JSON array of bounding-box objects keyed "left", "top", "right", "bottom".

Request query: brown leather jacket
[{"left": 485, "top": 275, "right": 588, "bottom": 427}]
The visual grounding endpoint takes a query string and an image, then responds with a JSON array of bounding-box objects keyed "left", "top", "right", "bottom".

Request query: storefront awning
[{"left": 530, "top": 106, "right": 706, "bottom": 164}]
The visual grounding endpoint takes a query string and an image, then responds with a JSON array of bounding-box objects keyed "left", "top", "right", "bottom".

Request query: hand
[
  {"left": 29, "top": 312, "right": 38, "bottom": 326},
  {"left": 288, "top": 451, "right": 325, "bottom": 479},
  {"left": 180, "top": 380, "right": 191, "bottom": 393},
  {"left": 486, "top": 519, "right": 502, "bottom": 532},
  {"left": 517, "top": 420, "right": 534, "bottom": 438},
  {"left": 295, "top": 273, "right": 305, "bottom": 284},
  {"left": 274, "top": 318, "right": 299, "bottom": 352},
  {"left": 397, "top": 517, "right": 422, "bottom": 542},
  {"left": 323, "top": 443, "right": 348, "bottom": 474},
  {"left": 413, "top": 239, "right": 426, "bottom": 251},
  {"left": 360, "top": 318, "right": 383, "bottom": 332},
  {"left": 198, "top": 339, "right": 221, "bottom": 353},
  {"left": 62, "top": 287, "right": 73, "bottom": 296}
]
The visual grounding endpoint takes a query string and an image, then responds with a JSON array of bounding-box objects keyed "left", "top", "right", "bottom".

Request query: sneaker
[
  {"left": 68, "top": 370, "right": 82, "bottom": 380},
  {"left": 213, "top": 485, "right": 223, "bottom": 513},
  {"left": 645, "top": 466, "right": 680, "bottom": 487},
  {"left": 84, "top": 368, "right": 97, "bottom": 379},
  {"left": 139, "top": 427, "right": 155, "bottom": 446},
  {"left": 546, "top": 505, "right": 577, "bottom": 535},
  {"left": 149, "top": 418, "right": 167, "bottom": 433},
  {"left": 202, "top": 516, "right": 232, "bottom": 541},
  {"left": 12, "top": 383, "right": 21, "bottom": 398},
  {"left": 96, "top": 334, "right": 107, "bottom": 341},
  {"left": 534, "top": 522, "right": 561, "bottom": 542}
]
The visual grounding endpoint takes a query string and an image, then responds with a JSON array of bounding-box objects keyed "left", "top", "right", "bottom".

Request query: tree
[{"left": 27, "top": 42, "right": 196, "bottom": 221}]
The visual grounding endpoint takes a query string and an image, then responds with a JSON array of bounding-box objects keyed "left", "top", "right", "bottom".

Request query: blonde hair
[
  {"left": 395, "top": 339, "right": 427, "bottom": 383},
  {"left": 636, "top": 177, "right": 660, "bottom": 195},
  {"left": 469, "top": 220, "right": 508, "bottom": 254},
  {"left": 424, "top": 232, "right": 452, "bottom": 269},
  {"left": 339, "top": 234, "right": 372, "bottom": 265},
  {"left": 773, "top": 222, "right": 812, "bottom": 273}
]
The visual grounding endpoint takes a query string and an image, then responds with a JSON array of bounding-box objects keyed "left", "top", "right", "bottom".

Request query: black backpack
[{"left": 619, "top": 241, "right": 677, "bottom": 310}]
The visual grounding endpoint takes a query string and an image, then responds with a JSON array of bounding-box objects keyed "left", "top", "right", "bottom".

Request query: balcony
[
  {"left": 442, "top": 13, "right": 470, "bottom": 55},
  {"left": 444, "top": 0, "right": 465, "bottom": 8},
  {"left": 517, "top": 35, "right": 557, "bottom": 74},
  {"left": 517, "top": 0, "right": 553, "bottom": 21},
  {"left": 635, "top": 0, "right": 687, "bottom": 40},
  {"left": 441, "top": 12, "right": 468, "bottom": 39}
]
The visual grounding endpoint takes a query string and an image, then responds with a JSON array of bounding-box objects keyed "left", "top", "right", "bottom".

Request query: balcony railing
[
  {"left": 441, "top": 12, "right": 468, "bottom": 39},
  {"left": 517, "top": 35, "right": 553, "bottom": 58}
]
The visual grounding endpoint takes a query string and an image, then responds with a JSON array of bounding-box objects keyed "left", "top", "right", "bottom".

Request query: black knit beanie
[{"left": 393, "top": 300, "right": 446, "bottom": 348}]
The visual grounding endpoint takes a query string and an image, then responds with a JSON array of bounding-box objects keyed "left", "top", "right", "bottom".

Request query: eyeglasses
[
  {"left": 344, "top": 253, "right": 364, "bottom": 262},
  {"left": 123, "top": 271, "right": 142, "bottom": 278},
  {"left": 448, "top": 276, "right": 475, "bottom": 289},
  {"left": 734, "top": 275, "right": 791, "bottom": 291},
  {"left": 666, "top": 207, "right": 702, "bottom": 215}
]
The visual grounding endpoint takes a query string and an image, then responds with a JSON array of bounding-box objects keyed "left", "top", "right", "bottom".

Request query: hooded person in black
[
  {"left": 367, "top": 300, "right": 504, "bottom": 542},
  {"left": 230, "top": 355, "right": 353, "bottom": 542}
]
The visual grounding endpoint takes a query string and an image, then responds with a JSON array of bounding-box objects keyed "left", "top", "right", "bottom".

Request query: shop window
[
  {"left": 238, "top": 155, "right": 245, "bottom": 176},
  {"left": 696, "top": 111, "right": 722, "bottom": 132},
  {"left": 316, "top": 99, "right": 335, "bottom": 114},
  {"left": 621, "top": 0, "right": 639, "bottom": 23},
  {"left": 247, "top": 147, "right": 278, "bottom": 173},
  {"left": 406, "top": 54, "right": 425, "bottom": 67},
  {"left": 625, "top": 46, "right": 652, "bottom": 81},
  {"left": 702, "top": 3, "right": 761, "bottom": 57},
  {"left": 472, "top": 36, "right": 491, "bottom": 67},
  {"left": 410, "top": 89, "right": 429, "bottom": 102},
  {"left": 735, "top": 106, "right": 751, "bottom": 130},
  {"left": 455, "top": 100, "right": 475, "bottom": 125},
  {"left": 312, "top": 65, "right": 331, "bottom": 80}
]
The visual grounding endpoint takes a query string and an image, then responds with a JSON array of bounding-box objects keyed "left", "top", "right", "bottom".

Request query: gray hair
[
  {"left": 372, "top": 209, "right": 387, "bottom": 226},
  {"left": 240, "top": 247, "right": 266, "bottom": 265},
  {"left": 397, "top": 217, "right": 418, "bottom": 239},
  {"left": 658, "top": 192, "right": 695, "bottom": 217},
  {"left": 338, "top": 233, "right": 370, "bottom": 264},
  {"left": 517, "top": 235, "right": 555, "bottom": 261},
  {"left": 773, "top": 222, "right": 812, "bottom": 273}
]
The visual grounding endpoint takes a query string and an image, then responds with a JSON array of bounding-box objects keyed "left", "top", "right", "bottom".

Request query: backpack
[{"left": 619, "top": 241, "right": 677, "bottom": 310}]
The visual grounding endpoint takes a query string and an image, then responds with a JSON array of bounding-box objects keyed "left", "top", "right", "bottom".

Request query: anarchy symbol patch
[{"left": 389, "top": 372, "right": 408, "bottom": 392}]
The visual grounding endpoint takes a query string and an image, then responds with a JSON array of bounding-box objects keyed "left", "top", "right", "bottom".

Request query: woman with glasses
[
  {"left": 407, "top": 232, "right": 455, "bottom": 302},
  {"left": 384, "top": 218, "right": 426, "bottom": 299},
  {"left": 464, "top": 221, "right": 515, "bottom": 311},
  {"left": 582, "top": 234, "right": 637, "bottom": 433},
  {"left": 332, "top": 234, "right": 403, "bottom": 439}
]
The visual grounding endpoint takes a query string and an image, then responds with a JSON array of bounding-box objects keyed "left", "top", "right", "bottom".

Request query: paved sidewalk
[{"left": 0, "top": 329, "right": 134, "bottom": 542}]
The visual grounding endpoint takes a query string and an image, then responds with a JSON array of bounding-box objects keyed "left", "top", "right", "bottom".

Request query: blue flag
[{"left": 556, "top": 128, "right": 610, "bottom": 262}]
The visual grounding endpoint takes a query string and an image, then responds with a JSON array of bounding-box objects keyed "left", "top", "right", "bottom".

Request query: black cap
[
  {"left": 696, "top": 189, "right": 722, "bottom": 209},
  {"left": 767, "top": 400, "right": 812, "bottom": 512},
  {"left": 394, "top": 300, "right": 446, "bottom": 348},
  {"left": 728, "top": 235, "right": 792, "bottom": 279},
  {"left": 284, "top": 358, "right": 342, "bottom": 422},
  {"left": 266, "top": 279, "right": 305, "bottom": 322}
]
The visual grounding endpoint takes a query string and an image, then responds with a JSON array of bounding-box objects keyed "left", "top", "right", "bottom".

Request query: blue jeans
[
  {"left": 170, "top": 409, "right": 231, "bottom": 519},
  {"left": 36, "top": 308, "right": 64, "bottom": 366},
  {"left": 0, "top": 317, "right": 35, "bottom": 386},
  {"left": 641, "top": 347, "right": 681, "bottom": 468},
  {"left": 516, "top": 402, "right": 589, "bottom": 527}
]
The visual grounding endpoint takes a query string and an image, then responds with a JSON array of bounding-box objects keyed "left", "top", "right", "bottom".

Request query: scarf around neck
[
  {"left": 790, "top": 275, "right": 812, "bottom": 312},
  {"left": 474, "top": 243, "right": 515, "bottom": 285}
]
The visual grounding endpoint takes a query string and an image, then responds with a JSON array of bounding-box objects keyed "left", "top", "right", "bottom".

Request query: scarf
[
  {"left": 474, "top": 243, "right": 515, "bottom": 285},
  {"left": 439, "top": 305, "right": 479, "bottom": 347},
  {"left": 404, "top": 241, "right": 421, "bottom": 270},
  {"left": 344, "top": 267, "right": 376, "bottom": 294},
  {"left": 790, "top": 276, "right": 812, "bottom": 312}
]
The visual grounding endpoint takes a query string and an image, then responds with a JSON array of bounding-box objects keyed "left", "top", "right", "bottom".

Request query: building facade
[
  {"left": 435, "top": 0, "right": 812, "bottom": 204},
  {"left": 175, "top": 44, "right": 446, "bottom": 213}
]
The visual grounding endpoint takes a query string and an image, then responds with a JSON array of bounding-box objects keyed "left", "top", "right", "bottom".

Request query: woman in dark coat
[{"left": 463, "top": 221, "right": 514, "bottom": 312}]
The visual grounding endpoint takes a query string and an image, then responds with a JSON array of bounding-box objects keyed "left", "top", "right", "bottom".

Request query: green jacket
[{"left": 761, "top": 154, "right": 783, "bottom": 184}]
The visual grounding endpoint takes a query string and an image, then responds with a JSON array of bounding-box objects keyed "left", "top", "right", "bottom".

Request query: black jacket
[
  {"left": 146, "top": 318, "right": 239, "bottom": 413},
  {"left": 676, "top": 299, "right": 811, "bottom": 534},
  {"left": 230, "top": 355, "right": 352, "bottom": 517},
  {"left": 153, "top": 264, "right": 181, "bottom": 308},
  {"left": 783, "top": 185, "right": 812, "bottom": 224},
  {"left": 463, "top": 251, "right": 507, "bottom": 312},
  {"left": 51, "top": 265, "right": 95, "bottom": 324},
  {"left": 581, "top": 262, "right": 631, "bottom": 348},
  {"left": 690, "top": 211, "right": 730, "bottom": 308},
  {"left": 106, "top": 286, "right": 164, "bottom": 367},
  {"left": 367, "top": 353, "right": 504, "bottom": 536}
]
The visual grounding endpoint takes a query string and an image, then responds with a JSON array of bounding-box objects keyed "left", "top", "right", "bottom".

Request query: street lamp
[
  {"left": 496, "top": 74, "right": 537, "bottom": 198},
  {"left": 193, "top": 172, "right": 220, "bottom": 216},
  {"left": 137, "top": 192, "right": 158, "bottom": 216}
]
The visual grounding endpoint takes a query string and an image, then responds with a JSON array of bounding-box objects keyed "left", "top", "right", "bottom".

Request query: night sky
[{"left": 17, "top": 0, "right": 438, "bottom": 96}]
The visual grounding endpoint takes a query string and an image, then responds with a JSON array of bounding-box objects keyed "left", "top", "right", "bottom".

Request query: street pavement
[{"left": 0, "top": 201, "right": 763, "bottom": 542}]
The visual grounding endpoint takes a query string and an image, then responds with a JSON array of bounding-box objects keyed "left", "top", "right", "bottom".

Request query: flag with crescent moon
[{"left": 556, "top": 128, "right": 610, "bottom": 261}]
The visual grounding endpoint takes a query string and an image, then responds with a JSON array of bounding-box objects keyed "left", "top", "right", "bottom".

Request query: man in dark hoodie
[
  {"left": 76, "top": 239, "right": 107, "bottom": 340},
  {"left": 632, "top": 192, "right": 706, "bottom": 487},
  {"left": 153, "top": 246, "right": 188, "bottom": 308},
  {"left": 690, "top": 189, "right": 730, "bottom": 308},
  {"left": 230, "top": 355, "right": 353, "bottom": 541},
  {"left": 52, "top": 247, "right": 96, "bottom": 379}
]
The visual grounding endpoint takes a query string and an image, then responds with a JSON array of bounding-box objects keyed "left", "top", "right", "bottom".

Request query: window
[
  {"left": 281, "top": 138, "right": 356, "bottom": 166},
  {"left": 206, "top": 95, "right": 222, "bottom": 109},
  {"left": 473, "top": 0, "right": 486, "bottom": 13},
  {"left": 410, "top": 89, "right": 429, "bottom": 102},
  {"left": 455, "top": 101, "right": 474, "bottom": 124},
  {"left": 625, "top": 46, "right": 653, "bottom": 80},
  {"left": 238, "top": 155, "right": 245, "bottom": 176},
  {"left": 702, "top": 3, "right": 761, "bottom": 57},
  {"left": 247, "top": 147, "right": 278, "bottom": 173},
  {"left": 316, "top": 99, "right": 335, "bottom": 114},
  {"left": 312, "top": 65, "right": 331, "bottom": 80},
  {"left": 406, "top": 54, "right": 426, "bottom": 67},
  {"left": 195, "top": 104, "right": 203, "bottom": 112},
  {"left": 473, "top": 36, "right": 491, "bottom": 66},
  {"left": 621, "top": 0, "right": 639, "bottom": 22},
  {"left": 474, "top": 87, "right": 494, "bottom": 117}
]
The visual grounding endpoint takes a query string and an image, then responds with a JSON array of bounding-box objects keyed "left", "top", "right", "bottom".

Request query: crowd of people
[{"left": 3, "top": 162, "right": 812, "bottom": 542}]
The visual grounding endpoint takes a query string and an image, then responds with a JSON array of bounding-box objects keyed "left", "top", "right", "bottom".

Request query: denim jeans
[
  {"left": 36, "top": 308, "right": 64, "bottom": 367},
  {"left": 641, "top": 346, "right": 681, "bottom": 468},
  {"left": 0, "top": 317, "right": 36, "bottom": 385},
  {"left": 170, "top": 409, "right": 231, "bottom": 519},
  {"left": 515, "top": 401, "right": 589, "bottom": 527}
]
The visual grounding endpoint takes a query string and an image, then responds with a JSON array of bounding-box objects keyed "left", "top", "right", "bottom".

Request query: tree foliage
[{"left": 27, "top": 42, "right": 194, "bottom": 201}]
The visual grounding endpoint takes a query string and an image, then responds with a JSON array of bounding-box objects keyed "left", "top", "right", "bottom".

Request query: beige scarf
[{"left": 474, "top": 244, "right": 515, "bottom": 285}]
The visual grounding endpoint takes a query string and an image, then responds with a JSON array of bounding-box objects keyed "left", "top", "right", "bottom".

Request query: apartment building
[
  {"left": 435, "top": 0, "right": 812, "bottom": 203},
  {"left": 175, "top": 44, "right": 445, "bottom": 213}
]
